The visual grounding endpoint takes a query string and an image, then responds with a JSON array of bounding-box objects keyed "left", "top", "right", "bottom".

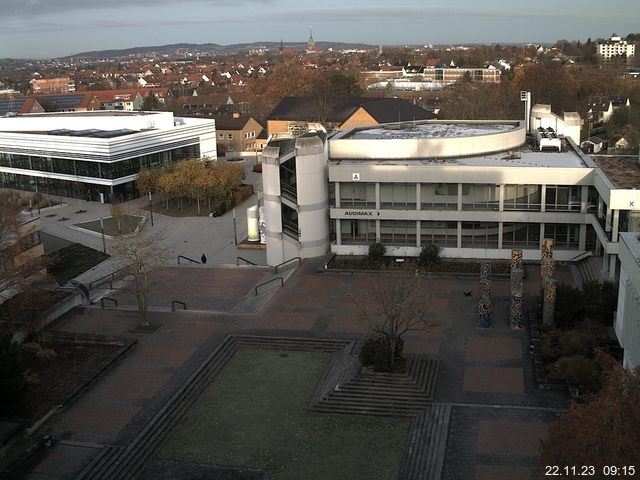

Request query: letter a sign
[{"left": 352, "top": 173, "right": 360, "bottom": 181}]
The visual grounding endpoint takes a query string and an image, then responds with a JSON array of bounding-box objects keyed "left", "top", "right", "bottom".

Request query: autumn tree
[
  {"left": 353, "top": 267, "right": 445, "bottom": 371},
  {"left": 536, "top": 354, "right": 640, "bottom": 476}
]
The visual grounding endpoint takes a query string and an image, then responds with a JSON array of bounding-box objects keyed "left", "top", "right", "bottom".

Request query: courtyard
[{"left": 1, "top": 258, "right": 571, "bottom": 480}]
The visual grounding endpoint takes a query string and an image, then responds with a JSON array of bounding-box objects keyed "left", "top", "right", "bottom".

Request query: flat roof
[
  {"left": 14, "top": 110, "right": 157, "bottom": 118},
  {"left": 592, "top": 156, "right": 640, "bottom": 189},
  {"left": 346, "top": 122, "right": 517, "bottom": 140},
  {"left": 331, "top": 145, "right": 587, "bottom": 169}
]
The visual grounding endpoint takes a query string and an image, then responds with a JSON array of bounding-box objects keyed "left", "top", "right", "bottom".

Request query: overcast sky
[{"left": 1, "top": 0, "right": 638, "bottom": 59}]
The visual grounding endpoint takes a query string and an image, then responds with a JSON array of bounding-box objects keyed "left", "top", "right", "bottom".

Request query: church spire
[{"left": 307, "top": 26, "right": 315, "bottom": 51}]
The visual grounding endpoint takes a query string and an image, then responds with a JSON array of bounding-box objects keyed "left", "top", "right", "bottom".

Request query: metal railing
[
  {"left": 177, "top": 255, "right": 201, "bottom": 265},
  {"left": 171, "top": 300, "right": 187, "bottom": 311},
  {"left": 100, "top": 297, "right": 118, "bottom": 308},
  {"left": 274, "top": 257, "right": 301, "bottom": 274},
  {"left": 89, "top": 265, "right": 130, "bottom": 290},
  {"left": 236, "top": 256, "right": 257, "bottom": 266},
  {"left": 569, "top": 251, "right": 593, "bottom": 263},
  {"left": 255, "top": 277, "right": 283, "bottom": 295}
]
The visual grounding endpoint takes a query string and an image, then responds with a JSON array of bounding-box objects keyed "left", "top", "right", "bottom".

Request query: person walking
[{"left": 201, "top": 253, "right": 207, "bottom": 264}]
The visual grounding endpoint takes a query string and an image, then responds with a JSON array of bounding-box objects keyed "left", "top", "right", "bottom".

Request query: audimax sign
[{"left": 344, "top": 210, "right": 380, "bottom": 216}]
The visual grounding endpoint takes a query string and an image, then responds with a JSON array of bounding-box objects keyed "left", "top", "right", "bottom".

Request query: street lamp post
[
  {"left": 100, "top": 217, "right": 106, "bottom": 254},
  {"left": 233, "top": 207, "right": 238, "bottom": 245},
  {"left": 148, "top": 191, "right": 154, "bottom": 226}
]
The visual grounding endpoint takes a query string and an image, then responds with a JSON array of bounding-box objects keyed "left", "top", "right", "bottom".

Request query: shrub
[
  {"left": 551, "top": 355, "right": 602, "bottom": 394},
  {"left": 554, "top": 283, "right": 585, "bottom": 329},
  {"left": 367, "top": 242, "right": 386, "bottom": 265},
  {"left": 419, "top": 243, "right": 441, "bottom": 268},
  {"left": 0, "top": 331, "right": 27, "bottom": 417},
  {"left": 360, "top": 334, "right": 404, "bottom": 373}
]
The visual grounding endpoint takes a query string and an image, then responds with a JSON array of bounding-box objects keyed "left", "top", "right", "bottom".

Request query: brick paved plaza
[{"left": 12, "top": 261, "right": 570, "bottom": 480}]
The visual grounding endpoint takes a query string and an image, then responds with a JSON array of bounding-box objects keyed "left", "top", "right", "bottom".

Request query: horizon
[{"left": 1, "top": 0, "right": 639, "bottom": 60}]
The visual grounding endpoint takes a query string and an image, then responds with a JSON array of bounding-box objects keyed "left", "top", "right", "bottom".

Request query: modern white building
[
  {"left": 0, "top": 110, "right": 216, "bottom": 202},
  {"left": 261, "top": 111, "right": 640, "bottom": 285},
  {"left": 597, "top": 35, "right": 636, "bottom": 61},
  {"left": 615, "top": 232, "right": 640, "bottom": 370}
]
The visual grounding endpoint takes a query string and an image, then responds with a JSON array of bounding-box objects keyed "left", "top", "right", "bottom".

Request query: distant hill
[{"left": 65, "top": 41, "right": 378, "bottom": 59}]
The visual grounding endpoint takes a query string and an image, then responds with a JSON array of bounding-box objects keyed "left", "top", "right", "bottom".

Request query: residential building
[
  {"left": 597, "top": 35, "right": 636, "bottom": 61},
  {"left": 93, "top": 90, "right": 145, "bottom": 111},
  {"left": 30, "top": 77, "right": 76, "bottom": 94},
  {"left": 266, "top": 97, "right": 436, "bottom": 137},
  {"left": 586, "top": 96, "right": 631, "bottom": 125},
  {"left": 178, "top": 94, "right": 235, "bottom": 116},
  {"left": 0, "top": 110, "right": 216, "bottom": 202},
  {"left": 214, "top": 114, "right": 263, "bottom": 157}
]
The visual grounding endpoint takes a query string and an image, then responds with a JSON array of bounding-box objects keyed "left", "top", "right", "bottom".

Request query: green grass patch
[{"left": 156, "top": 349, "right": 410, "bottom": 480}]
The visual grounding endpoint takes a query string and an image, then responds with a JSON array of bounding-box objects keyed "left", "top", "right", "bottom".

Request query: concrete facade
[
  {"left": 615, "top": 233, "right": 640, "bottom": 370},
  {"left": 261, "top": 133, "right": 329, "bottom": 266}
]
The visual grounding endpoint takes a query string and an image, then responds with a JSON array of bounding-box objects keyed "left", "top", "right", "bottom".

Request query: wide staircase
[
  {"left": 309, "top": 356, "right": 440, "bottom": 417},
  {"left": 575, "top": 255, "right": 603, "bottom": 285},
  {"left": 400, "top": 404, "right": 452, "bottom": 480}
]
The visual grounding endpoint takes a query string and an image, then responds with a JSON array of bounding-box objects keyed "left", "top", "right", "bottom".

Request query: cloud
[{"left": 3, "top": 0, "right": 275, "bottom": 17}]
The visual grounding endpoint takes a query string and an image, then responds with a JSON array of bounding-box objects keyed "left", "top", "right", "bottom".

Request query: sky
[{"left": 0, "top": 0, "right": 639, "bottom": 59}]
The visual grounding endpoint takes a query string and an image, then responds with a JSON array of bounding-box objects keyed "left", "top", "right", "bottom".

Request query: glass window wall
[
  {"left": 462, "top": 184, "right": 499, "bottom": 211},
  {"left": 461, "top": 222, "right": 499, "bottom": 248},
  {"left": 339, "top": 182, "right": 375, "bottom": 208},
  {"left": 421, "top": 221, "right": 457, "bottom": 247},
  {"left": 380, "top": 183, "right": 416, "bottom": 210},
  {"left": 380, "top": 220, "right": 416, "bottom": 245},
  {"left": 503, "top": 185, "right": 541, "bottom": 211},
  {"left": 340, "top": 220, "right": 376, "bottom": 245},
  {"left": 502, "top": 223, "right": 540, "bottom": 249}
]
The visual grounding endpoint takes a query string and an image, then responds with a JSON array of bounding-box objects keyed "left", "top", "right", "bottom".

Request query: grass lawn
[{"left": 156, "top": 349, "right": 411, "bottom": 480}]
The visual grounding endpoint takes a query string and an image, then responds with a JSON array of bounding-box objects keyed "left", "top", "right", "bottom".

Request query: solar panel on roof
[
  {"left": 39, "top": 94, "right": 86, "bottom": 109},
  {"left": 0, "top": 98, "right": 26, "bottom": 115}
]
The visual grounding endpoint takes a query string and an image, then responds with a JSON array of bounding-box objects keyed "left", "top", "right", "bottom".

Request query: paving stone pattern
[{"left": 14, "top": 258, "right": 573, "bottom": 480}]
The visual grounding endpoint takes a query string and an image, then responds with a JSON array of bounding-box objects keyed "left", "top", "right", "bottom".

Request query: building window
[
  {"left": 502, "top": 223, "right": 540, "bottom": 248},
  {"left": 380, "top": 220, "right": 416, "bottom": 245},
  {"left": 282, "top": 204, "right": 298, "bottom": 239},
  {"left": 340, "top": 219, "right": 376, "bottom": 244},
  {"left": 279, "top": 157, "right": 297, "bottom": 201},
  {"left": 461, "top": 222, "right": 499, "bottom": 248},
  {"left": 340, "top": 182, "right": 375, "bottom": 208},
  {"left": 503, "top": 185, "right": 541, "bottom": 211},
  {"left": 462, "top": 184, "right": 499, "bottom": 211},
  {"left": 228, "top": 134, "right": 233, "bottom": 140},
  {"left": 380, "top": 183, "right": 416, "bottom": 209},
  {"left": 421, "top": 221, "right": 457, "bottom": 247},
  {"left": 544, "top": 224, "right": 579, "bottom": 250},
  {"left": 219, "top": 133, "right": 224, "bottom": 139},
  {"left": 545, "top": 185, "right": 580, "bottom": 211},
  {"left": 421, "top": 183, "right": 457, "bottom": 210}
]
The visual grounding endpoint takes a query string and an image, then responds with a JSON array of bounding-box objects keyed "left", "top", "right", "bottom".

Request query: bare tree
[
  {"left": 353, "top": 267, "right": 445, "bottom": 369},
  {"left": 110, "top": 227, "right": 171, "bottom": 328}
]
